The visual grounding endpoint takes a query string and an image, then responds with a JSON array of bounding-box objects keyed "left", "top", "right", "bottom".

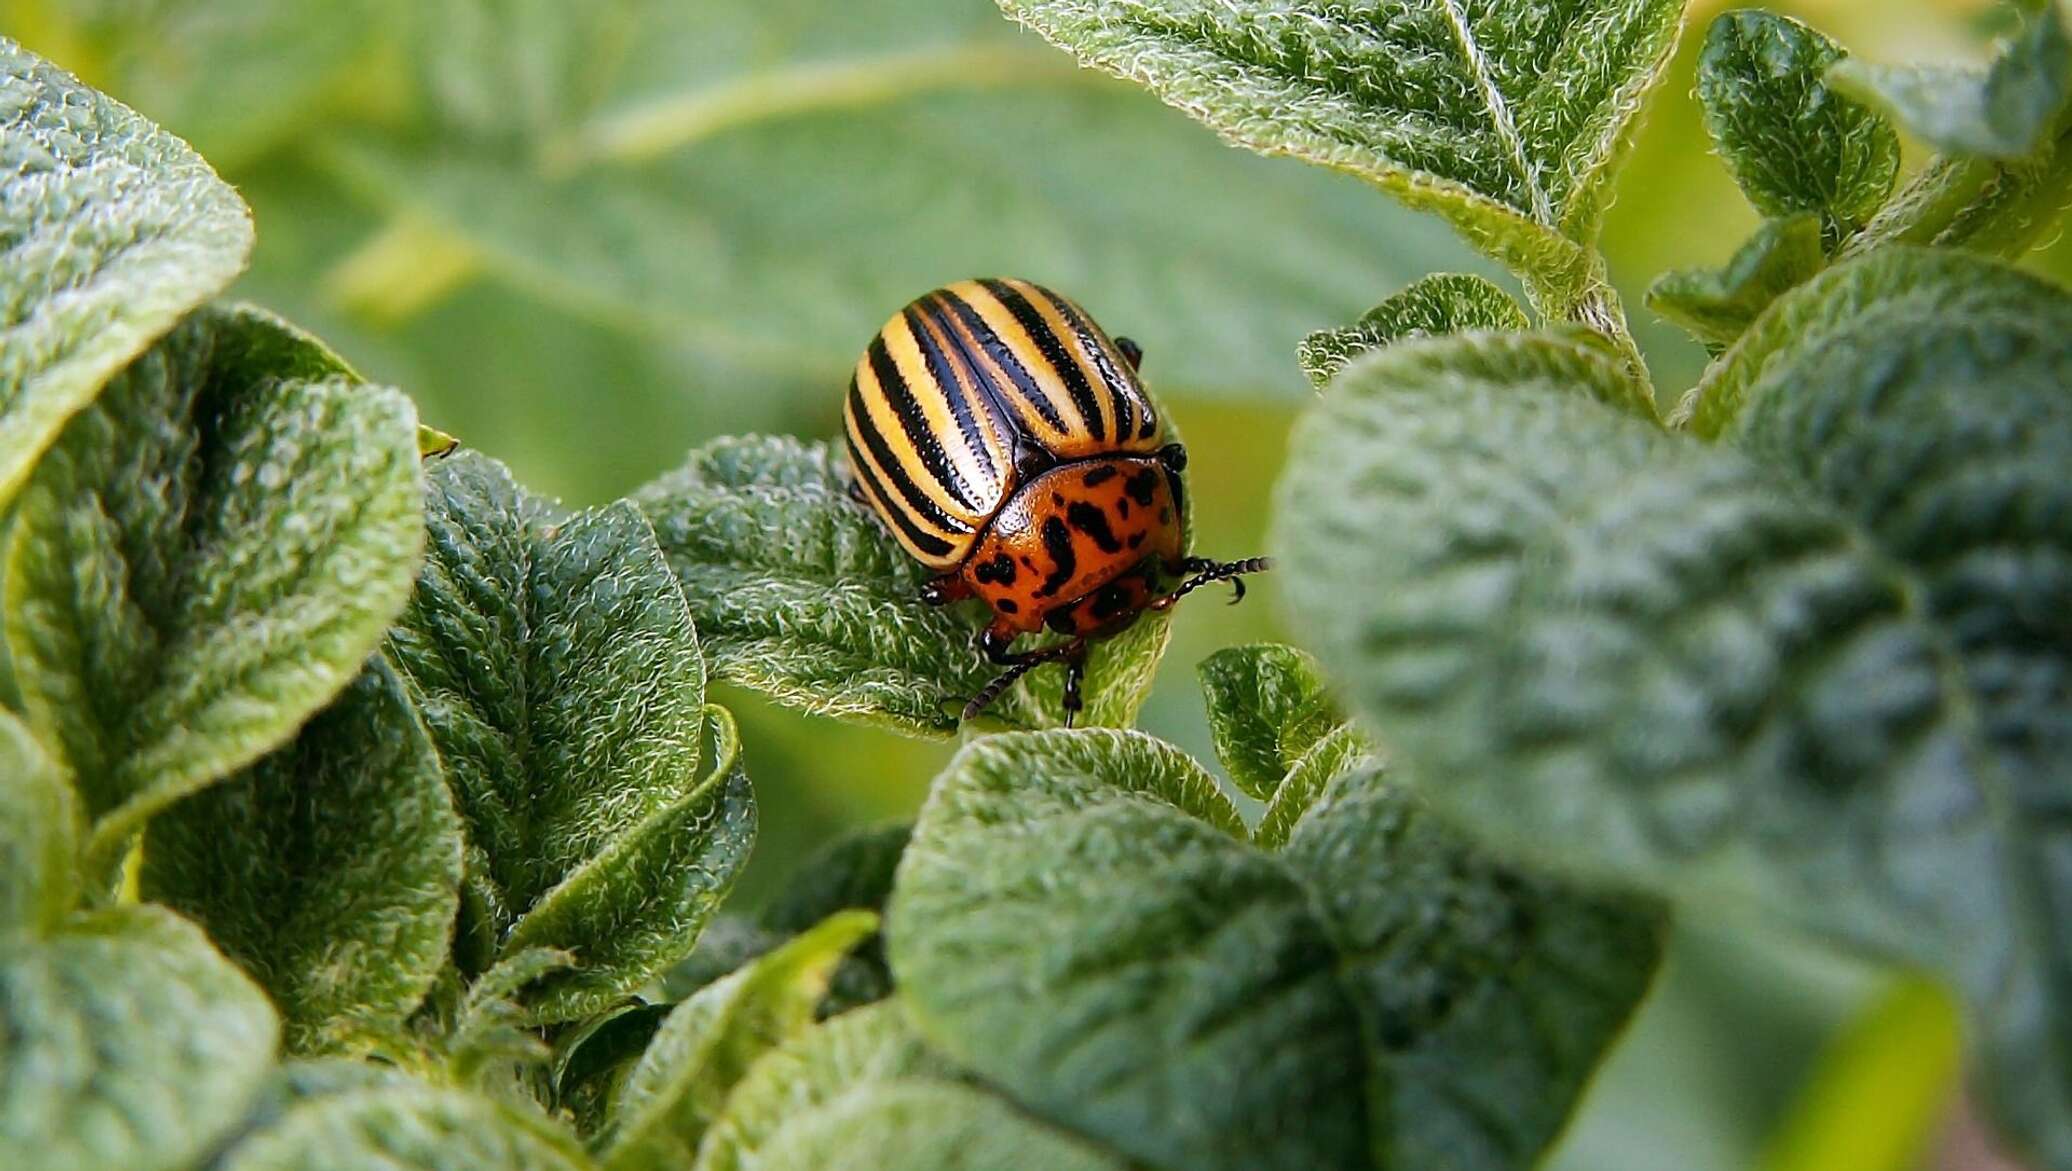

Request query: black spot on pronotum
[
  {"left": 1126, "top": 468, "right": 1160, "bottom": 507},
  {"left": 1091, "top": 584, "right": 1131, "bottom": 620},
  {"left": 1127, "top": 532, "right": 1145, "bottom": 549},
  {"left": 1065, "top": 501, "right": 1123, "bottom": 554},
  {"left": 1051, "top": 491, "right": 1065, "bottom": 507},
  {"left": 1081, "top": 465, "right": 1118, "bottom": 488},
  {"left": 973, "top": 554, "right": 1017, "bottom": 585},
  {"left": 998, "top": 599, "right": 1019, "bottom": 614},
  {"left": 1117, "top": 498, "right": 1130, "bottom": 519},
  {"left": 1038, "top": 516, "right": 1077, "bottom": 596},
  {"left": 1159, "top": 507, "right": 1173, "bottom": 524}
]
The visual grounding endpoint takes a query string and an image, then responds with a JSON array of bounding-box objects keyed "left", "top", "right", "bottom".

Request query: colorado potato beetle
[{"left": 842, "top": 277, "right": 1270, "bottom": 725}]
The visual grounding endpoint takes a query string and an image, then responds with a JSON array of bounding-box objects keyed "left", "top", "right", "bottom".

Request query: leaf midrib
[{"left": 1432, "top": 0, "right": 1555, "bottom": 227}]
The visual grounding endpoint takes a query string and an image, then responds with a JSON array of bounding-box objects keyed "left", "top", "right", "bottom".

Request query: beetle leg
[
  {"left": 961, "top": 636, "right": 1084, "bottom": 723},
  {"left": 1151, "top": 557, "right": 1274, "bottom": 612},
  {"left": 845, "top": 477, "right": 868, "bottom": 504},
  {"left": 1060, "top": 643, "right": 1089, "bottom": 728},
  {"left": 1115, "top": 336, "right": 1144, "bottom": 370},
  {"left": 922, "top": 573, "right": 973, "bottom": 607}
]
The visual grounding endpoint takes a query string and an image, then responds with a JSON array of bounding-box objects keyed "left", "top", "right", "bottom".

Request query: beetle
[{"left": 842, "top": 277, "right": 1270, "bottom": 725}]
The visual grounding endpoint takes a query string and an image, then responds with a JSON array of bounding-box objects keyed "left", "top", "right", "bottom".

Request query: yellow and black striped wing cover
[{"left": 844, "top": 277, "right": 1166, "bottom": 571}]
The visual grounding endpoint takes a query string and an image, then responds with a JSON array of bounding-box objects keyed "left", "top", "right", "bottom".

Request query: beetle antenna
[{"left": 1152, "top": 557, "right": 1273, "bottom": 611}]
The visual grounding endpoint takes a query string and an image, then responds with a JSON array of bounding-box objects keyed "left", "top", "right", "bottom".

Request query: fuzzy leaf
[
  {"left": 1196, "top": 642, "right": 1343, "bottom": 800},
  {"left": 889, "top": 728, "right": 1657, "bottom": 1171},
  {"left": 0, "top": 708, "right": 73, "bottom": 932},
  {"left": 1298, "top": 274, "right": 1529, "bottom": 389},
  {"left": 1271, "top": 302, "right": 2072, "bottom": 1164},
  {"left": 995, "top": 0, "right": 1683, "bottom": 301},
  {"left": 0, "top": 38, "right": 254, "bottom": 504},
  {"left": 140, "top": 657, "right": 464, "bottom": 1056},
  {"left": 1828, "top": 3, "right": 2070, "bottom": 161},
  {"left": 389, "top": 451, "right": 752, "bottom": 1018},
  {"left": 762, "top": 822, "right": 912, "bottom": 1016},
  {"left": 215, "top": 1086, "right": 592, "bottom": 1171},
  {"left": 1696, "top": 11, "right": 1899, "bottom": 234},
  {"left": 4, "top": 304, "right": 424, "bottom": 879},
  {"left": 0, "top": 905, "right": 278, "bottom": 1171},
  {"left": 693, "top": 1000, "right": 958, "bottom": 1171},
  {"left": 1646, "top": 213, "right": 1826, "bottom": 348},
  {"left": 604, "top": 911, "right": 879, "bottom": 1171},
  {"left": 633, "top": 435, "right": 1165, "bottom": 737},
  {"left": 754, "top": 1080, "right": 1127, "bottom": 1171},
  {"left": 1253, "top": 723, "right": 1375, "bottom": 850}
]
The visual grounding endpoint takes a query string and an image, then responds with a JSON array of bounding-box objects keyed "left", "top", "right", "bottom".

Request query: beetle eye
[{"left": 1114, "top": 336, "right": 1143, "bottom": 370}]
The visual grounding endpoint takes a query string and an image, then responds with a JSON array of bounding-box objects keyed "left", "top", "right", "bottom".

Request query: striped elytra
[{"left": 842, "top": 277, "right": 1270, "bottom": 725}]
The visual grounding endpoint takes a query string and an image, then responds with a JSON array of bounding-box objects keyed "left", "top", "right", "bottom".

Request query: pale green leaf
[
  {"left": 633, "top": 435, "right": 1165, "bottom": 737},
  {"left": 0, "top": 37, "right": 253, "bottom": 504},
  {"left": 216, "top": 1086, "right": 593, "bottom": 1171},
  {"left": 388, "top": 451, "right": 752, "bottom": 1019},
  {"left": 0, "top": 905, "right": 279, "bottom": 1171},
  {"left": 1252, "top": 722, "right": 1374, "bottom": 850},
  {"left": 693, "top": 1000, "right": 957, "bottom": 1171},
  {"left": 605, "top": 911, "right": 879, "bottom": 1171},
  {"left": 4, "top": 304, "right": 425, "bottom": 879},
  {"left": 1827, "top": 3, "right": 2070, "bottom": 161},
  {"left": 1298, "top": 274, "right": 1529, "bottom": 389},
  {"left": 753, "top": 1079, "right": 1128, "bottom": 1171},
  {"left": 1645, "top": 213, "right": 1826, "bottom": 348},
  {"left": 140, "top": 657, "right": 464, "bottom": 1057},
  {"left": 1842, "top": 127, "right": 2072, "bottom": 259},
  {"left": 889, "top": 728, "right": 1655, "bottom": 1171},
  {"left": 1696, "top": 11, "right": 1899, "bottom": 235},
  {"left": 1197, "top": 642, "right": 1342, "bottom": 799},
  {"left": 1280, "top": 765, "right": 1664, "bottom": 1171},
  {"left": 0, "top": 707, "right": 73, "bottom": 932},
  {"left": 994, "top": 0, "right": 1684, "bottom": 304},
  {"left": 411, "top": 0, "right": 651, "bottom": 143}
]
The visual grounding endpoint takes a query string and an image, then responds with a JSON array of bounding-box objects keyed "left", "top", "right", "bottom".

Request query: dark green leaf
[
  {"left": 1298, "top": 275, "right": 1530, "bottom": 390},
  {"left": 0, "top": 905, "right": 278, "bottom": 1171},
  {"left": 1828, "top": 3, "right": 2070, "bottom": 160},
  {"left": 215, "top": 1085, "right": 592, "bottom": 1171},
  {"left": 762, "top": 821, "right": 912, "bottom": 1016},
  {"left": 1252, "top": 723, "right": 1374, "bottom": 851},
  {"left": 1645, "top": 213, "right": 1826, "bottom": 348},
  {"left": 889, "top": 729, "right": 1655, "bottom": 1171},
  {"left": 1196, "top": 642, "right": 1343, "bottom": 799},
  {"left": 995, "top": 0, "right": 1684, "bottom": 305},
  {"left": 633, "top": 435, "right": 1166, "bottom": 737},
  {"left": 752, "top": 1080, "right": 1127, "bottom": 1171},
  {"left": 4, "top": 304, "right": 425, "bottom": 879},
  {"left": 1696, "top": 11, "right": 1899, "bottom": 233},
  {"left": 552, "top": 1003, "right": 671, "bottom": 1140},
  {"left": 0, "top": 38, "right": 254, "bottom": 503},
  {"left": 603, "top": 911, "right": 879, "bottom": 1171},
  {"left": 0, "top": 708, "right": 73, "bottom": 932},
  {"left": 141, "top": 657, "right": 464, "bottom": 1057}
]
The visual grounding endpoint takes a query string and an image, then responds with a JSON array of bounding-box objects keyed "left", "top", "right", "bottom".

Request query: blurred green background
[{"left": 7, "top": 0, "right": 2056, "bottom": 1165}]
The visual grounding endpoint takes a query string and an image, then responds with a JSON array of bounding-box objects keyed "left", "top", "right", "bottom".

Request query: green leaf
[
  {"left": 215, "top": 1085, "right": 593, "bottom": 1171},
  {"left": 1844, "top": 132, "right": 2072, "bottom": 259},
  {"left": 1827, "top": 3, "right": 2070, "bottom": 161},
  {"left": 753, "top": 1080, "right": 1128, "bottom": 1171},
  {"left": 1252, "top": 723, "right": 1375, "bottom": 851},
  {"left": 693, "top": 999, "right": 958, "bottom": 1171},
  {"left": 1297, "top": 274, "right": 1529, "bottom": 390},
  {"left": 762, "top": 821, "right": 912, "bottom": 1017},
  {"left": 1279, "top": 765, "right": 1665, "bottom": 1171},
  {"left": 604, "top": 911, "right": 879, "bottom": 1171},
  {"left": 0, "top": 38, "right": 254, "bottom": 504},
  {"left": 1271, "top": 300, "right": 2072, "bottom": 1164},
  {"left": 994, "top": 0, "right": 1684, "bottom": 306},
  {"left": 633, "top": 435, "right": 1165, "bottom": 737},
  {"left": 0, "top": 904, "right": 279, "bottom": 1171},
  {"left": 1645, "top": 213, "right": 1826, "bottom": 348},
  {"left": 1196, "top": 642, "right": 1343, "bottom": 800},
  {"left": 140, "top": 657, "right": 465, "bottom": 1057},
  {"left": 552, "top": 1002, "right": 671, "bottom": 1140},
  {"left": 0, "top": 707, "right": 73, "bottom": 932},
  {"left": 389, "top": 451, "right": 753, "bottom": 1020},
  {"left": 4, "top": 304, "right": 425, "bottom": 880},
  {"left": 1695, "top": 11, "right": 1899, "bottom": 235},
  {"left": 889, "top": 728, "right": 1656, "bottom": 1171}
]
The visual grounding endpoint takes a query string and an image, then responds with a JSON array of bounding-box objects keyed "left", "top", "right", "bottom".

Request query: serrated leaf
[
  {"left": 388, "top": 451, "right": 752, "bottom": 1019},
  {"left": 215, "top": 1085, "right": 593, "bottom": 1171},
  {"left": 1646, "top": 213, "right": 1825, "bottom": 348},
  {"left": 4, "top": 304, "right": 425, "bottom": 880},
  {"left": 755, "top": 1079, "right": 1128, "bottom": 1171},
  {"left": 1280, "top": 765, "right": 1664, "bottom": 1171},
  {"left": 140, "top": 657, "right": 464, "bottom": 1057},
  {"left": 604, "top": 911, "right": 879, "bottom": 1171},
  {"left": 889, "top": 728, "right": 1656, "bottom": 1171},
  {"left": 1252, "top": 722, "right": 1375, "bottom": 850},
  {"left": 0, "top": 904, "right": 279, "bottom": 1171},
  {"left": 1197, "top": 642, "right": 1343, "bottom": 799},
  {"left": 633, "top": 435, "right": 1165, "bottom": 737},
  {"left": 0, "top": 38, "right": 254, "bottom": 504},
  {"left": 693, "top": 999, "right": 958, "bottom": 1171},
  {"left": 1271, "top": 308, "right": 2072, "bottom": 1164},
  {"left": 995, "top": 0, "right": 1683, "bottom": 305},
  {"left": 0, "top": 707, "right": 73, "bottom": 932},
  {"left": 1298, "top": 274, "right": 1529, "bottom": 389},
  {"left": 1828, "top": 3, "right": 2070, "bottom": 161},
  {"left": 1696, "top": 11, "right": 1899, "bottom": 235}
]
